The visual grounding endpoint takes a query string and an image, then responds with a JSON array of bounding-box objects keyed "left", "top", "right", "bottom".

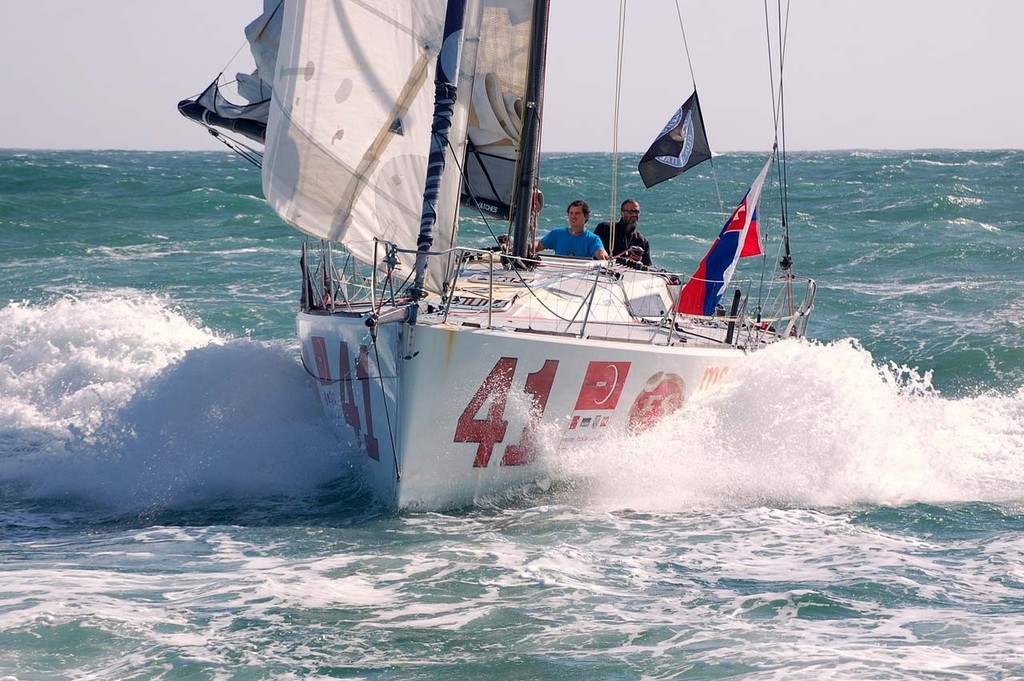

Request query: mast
[
  {"left": 411, "top": 0, "right": 470, "bottom": 302},
  {"left": 510, "top": 0, "right": 551, "bottom": 259}
]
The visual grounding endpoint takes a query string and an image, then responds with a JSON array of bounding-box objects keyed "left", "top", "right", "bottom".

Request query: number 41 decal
[{"left": 454, "top": 357, "right": 558, "bottom": 467}]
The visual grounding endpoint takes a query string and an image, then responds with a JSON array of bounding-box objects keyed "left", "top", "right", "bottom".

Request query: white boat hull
[{"left": 298, "top": 308, "right": 743, "bottom": 510}]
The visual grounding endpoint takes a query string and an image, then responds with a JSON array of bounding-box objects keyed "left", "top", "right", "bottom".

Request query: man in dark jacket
[{"left": 594, "top": 198, "right": 652, "bottom": 267}]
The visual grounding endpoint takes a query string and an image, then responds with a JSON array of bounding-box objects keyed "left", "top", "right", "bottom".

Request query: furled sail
[
  {"left": 177, "top": 1, "right": 282, "bottom": 145},
  {"left": 177, "top": 79, "right": 270, "bottom": 145},
  {"left": 262, "top": 0, "right": 536, "bottom": 293}
]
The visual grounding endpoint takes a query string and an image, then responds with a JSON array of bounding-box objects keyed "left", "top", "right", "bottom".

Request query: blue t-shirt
[{"left": 539, "top": 228, "right": 604, "bottom": 258}]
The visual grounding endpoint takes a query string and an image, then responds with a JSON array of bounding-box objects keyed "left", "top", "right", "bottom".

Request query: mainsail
[
  {"left": 262, "top": 0, "right": 538, "bottom": 294},
  {"left": 462, "top": 10, "right": 534, "bottom": 220}
]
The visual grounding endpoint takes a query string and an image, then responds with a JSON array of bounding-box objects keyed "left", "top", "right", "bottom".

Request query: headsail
[
  {"left": 177, "top": 1, "right": 282, "bottom": 147},
  {"left": 262, "top": 0, "right": 538, "bottom": 294}
]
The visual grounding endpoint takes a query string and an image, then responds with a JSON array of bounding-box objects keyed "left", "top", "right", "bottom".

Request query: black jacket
[{"left": 594, "top": 220, "right": 652, "bottom": 267}]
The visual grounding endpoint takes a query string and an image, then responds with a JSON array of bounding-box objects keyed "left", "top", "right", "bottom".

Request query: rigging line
[
  {"left": 377, "top": 264, "right": 415, "bottom": 314},
  {"left": 763, "top": 0, "right": 779, "bottom": 138},
  {"left": 762, "top": 0, "right": 792, "bottom": 272},
  {"left": 442, "top": 135, "right": 509, "bottom": 250},
  {"left": 298, "top": 354, "right": 343, "bottom": 384},
  {"left": 216, "top": 0, "right": 282, "bottom": 89},
  {"left": 673, "top": 2, "right": 724, "bottom": 215},
  {"left": 609, "top": 0, "right": 628, "bottom": 243},
  {"left": 672, "top": 0, "right": 698, "bottom": 93},
  {"left": 762, "top": 0, "right": 790, "bottom": 164},
  {"left": 207, "top": 129, "right": 263, "bottom": 169},
  {"left": 370, "top": 337, "right": 402, "bottom": 481},
  {"left": 231, "top": 0, "right": 284, "bottom": 73},
  {"left": 463, "top": 142, "right": 509, "bottom": 226},
  {"left": 777, "top": 0, "right": 792, "bottom": 255}
]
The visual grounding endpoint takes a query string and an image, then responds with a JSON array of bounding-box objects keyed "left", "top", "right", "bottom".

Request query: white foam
[
  {"left": 5, "top": 295, "right": 1021, "bottom": 514},
  {"left": 548, "top": 339, "right": 1024, "bottom": 511},
  {"left": 0, "top": 292, "right": 345, "bottom": 509}
]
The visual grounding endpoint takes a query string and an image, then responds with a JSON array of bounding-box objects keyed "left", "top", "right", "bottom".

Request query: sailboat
[{"left": 179, "top": 0, "right": 816, "bottom": 510}]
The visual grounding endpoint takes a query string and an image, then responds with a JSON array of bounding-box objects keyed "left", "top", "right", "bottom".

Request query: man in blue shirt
[{"left": 532, "top": 199, "right": 609, "bottom": 260}]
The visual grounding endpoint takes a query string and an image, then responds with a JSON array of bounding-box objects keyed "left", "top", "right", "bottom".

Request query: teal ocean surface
[{"left": 1, "top": 148, "right": 1023, "bottom": 679}]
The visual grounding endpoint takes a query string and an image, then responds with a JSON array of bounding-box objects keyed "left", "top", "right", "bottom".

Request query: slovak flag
[{"left": 676, "top": 155, "right": 773, "bottom": 316}]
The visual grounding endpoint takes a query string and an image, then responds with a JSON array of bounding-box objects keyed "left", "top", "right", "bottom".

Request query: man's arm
[{"left": 593, "top": 222, "right": 610, "bottom": 251}]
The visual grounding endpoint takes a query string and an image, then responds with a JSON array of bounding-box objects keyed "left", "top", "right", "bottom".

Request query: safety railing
[{"left": 305, "top": 238, "right": 817, "bottom": 348}]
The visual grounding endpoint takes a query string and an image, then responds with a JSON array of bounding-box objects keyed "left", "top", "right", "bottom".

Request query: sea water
[{"left": 1, "top": 149, "right": 1022, "bottom": 679}]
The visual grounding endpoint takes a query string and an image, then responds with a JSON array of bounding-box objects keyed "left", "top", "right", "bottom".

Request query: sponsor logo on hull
[{"left": 561, "top": 361, "right": 631, "bottom": 444}]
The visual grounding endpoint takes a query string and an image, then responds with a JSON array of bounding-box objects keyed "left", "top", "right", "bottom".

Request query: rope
[
  {"left": 608, "top": 0, "right": 628, "bottom": 249},
  {"left": 371, "top": 336, "right": 402, "bottom": 481},
  {"left": 674, "top": 0, "right": 724, "bottom": 214},
  {"left": 673, "top": 0, "right": 698, "bottom": 93}
]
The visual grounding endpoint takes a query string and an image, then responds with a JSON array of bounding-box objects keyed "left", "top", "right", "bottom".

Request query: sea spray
[
  {"left": 547, "top": 339, "right": 1024, "bottom": 511},
  {"left": 0, "top": 291, "right": 346, "bottom": 510}
]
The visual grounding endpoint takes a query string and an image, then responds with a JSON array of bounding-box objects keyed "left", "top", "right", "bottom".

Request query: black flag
[{"left": 638, "top": 91, "right": 712, "bottom": 188}]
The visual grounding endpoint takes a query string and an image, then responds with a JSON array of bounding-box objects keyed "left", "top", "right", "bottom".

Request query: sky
[{"left": 1, "top": 0, "right": 1022, "bottom": 153}]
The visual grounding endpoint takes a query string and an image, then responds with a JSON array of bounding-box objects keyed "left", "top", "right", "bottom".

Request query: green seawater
[{"left": 0, "top": 149, "right": 1023, "bottom": 679}]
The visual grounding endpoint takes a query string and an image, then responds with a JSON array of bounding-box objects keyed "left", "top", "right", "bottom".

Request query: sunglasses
[{"left": 623, "top": 209, "right": 640, "bottom": 214}]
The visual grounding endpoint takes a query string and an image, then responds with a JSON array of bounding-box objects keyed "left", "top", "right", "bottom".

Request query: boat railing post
[
  {"left": 370, "top": 240, "right": 378, "bottom": 311},
  {"left": 487, "top": 254, "right": 494, "bottom": 329},
  {"left": 736, "top": 293, "right": 751, "bottom": 346},
  {"left": 667, "top": 273, "right": 685, "bottom": 345},
  {"left": 326, "top": 241, "right": 335, "bottom": 312},
  {"left": 299, "top": 240, "right": 309, "bottom": 312},
  {"left": 442, "top": 251, "right": 462, "bottom": 325},
  {"left": 785, "top": 278, "right": 816, "bottom": 338},
  {"left": 724, "top": 289, "right": 742, "bottom": 346},
  {"left": 578, "top": 265, "right": 602, "bottom": 338}
]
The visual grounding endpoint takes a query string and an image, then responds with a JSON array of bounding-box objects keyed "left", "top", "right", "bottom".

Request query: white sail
[
  {"left": 262, "top": 1, "right": 538, "bottom": 292},
  {"left": 463, "top": 3, "right": 535, "bottom": 218},
  {"left": 263, "top": 1, "right": 473, "bottom": 292},
  {"left": 243, "top": 0, "right": 283, "bottom": 92},
  {"left": 263, "top": 1, "right": 461, "bottom": 291}
]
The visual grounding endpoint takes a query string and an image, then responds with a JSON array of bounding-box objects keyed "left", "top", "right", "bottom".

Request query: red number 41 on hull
[{"left": 454, "top": 357, "right": 558, "bottom": 468}]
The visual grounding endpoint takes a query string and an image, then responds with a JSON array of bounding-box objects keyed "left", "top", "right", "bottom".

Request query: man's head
[
  {"left": 566, "top": 199, "right": 590, "bottom": 234},
  {"left": 620, "top": 199, "right": 640, "bottom": 230}
]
